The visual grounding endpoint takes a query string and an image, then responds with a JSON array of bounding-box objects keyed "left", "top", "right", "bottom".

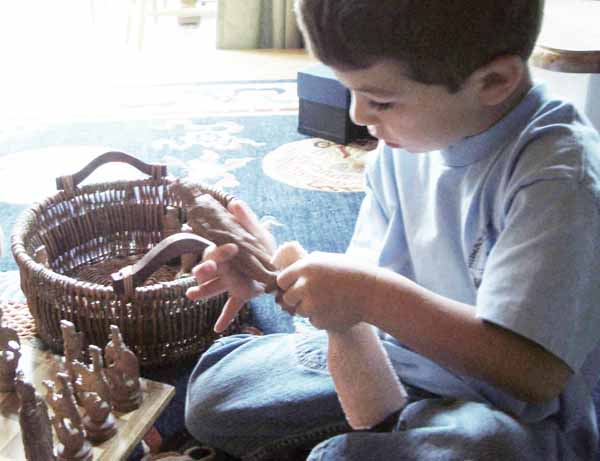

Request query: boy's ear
[{"left": 467, "top": 55, "right": 525, "bottom": 106}]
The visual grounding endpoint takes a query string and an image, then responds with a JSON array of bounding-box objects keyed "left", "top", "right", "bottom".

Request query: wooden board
[{"left": 0, "top": 343, "right": 175, "bottom": 461}]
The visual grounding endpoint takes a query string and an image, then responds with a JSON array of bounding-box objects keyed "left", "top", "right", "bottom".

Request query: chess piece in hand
[{"left": 169, "top": 179, "right": 278, "bottom": 292}]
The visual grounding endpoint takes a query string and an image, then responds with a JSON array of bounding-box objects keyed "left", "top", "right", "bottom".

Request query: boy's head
[
  {"left": 295, "top": 0, "right": 544, "bottom": 93},
  {"left": 295, "top": 0, "right": 545, "bottom": 153}
]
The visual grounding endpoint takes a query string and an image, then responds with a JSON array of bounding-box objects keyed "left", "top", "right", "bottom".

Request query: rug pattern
[
  {"left": 0, "top": 300, "right": 35, "bottom": 339},
  {"left": 263, "top": 137, "right": 377, "bottom": 192},
  {"left": 0, "top": 81, "right": 373, "bottom": 276},
  {"left": 0, "top": 80, "right": 371, "bottom": 460}
]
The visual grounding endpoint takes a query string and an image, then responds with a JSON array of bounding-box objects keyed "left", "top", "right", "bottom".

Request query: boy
[{"left": 185, "top": 0, "right": 600, "bottom": 459}]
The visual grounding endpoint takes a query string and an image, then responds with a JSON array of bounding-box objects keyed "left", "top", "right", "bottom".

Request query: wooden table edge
[{"left": 101, "top": 380, "right": 176, "bottom": 461}]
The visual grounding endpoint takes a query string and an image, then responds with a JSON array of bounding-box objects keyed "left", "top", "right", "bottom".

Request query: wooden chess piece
[
  {"left": 44, "top": 373, "right": 92, "bottom": 461},
  {"left": 169, "top": 179, "right": 278, "bottom": 291},
  {"left": 72, "top": 345, "right": 117, "bottom": 442},
  {"left": 16, "top": 375, "right": 56, "bottom": 461},
  {"left": 104, "top": 324, "right": 142, "bottom": 412},
  {"left": 60, "top": 320, "right": 85, "bottom": 383},
  {"left": 79, "top": 391, "right": 117, "bottom": 443},
  {"left": 61, "top": 320, "right": 85, "bottom": 363},
  {"left": 0, "top": 307, "right": 21, "bottom": 392}
]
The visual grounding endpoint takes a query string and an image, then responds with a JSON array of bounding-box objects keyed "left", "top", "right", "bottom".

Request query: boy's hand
[
  {"left": 276, "top": 252, "right": 374, "bottom": 332},
  {"left": 185, "top": 199, "right": 277, "bottom": 333}
]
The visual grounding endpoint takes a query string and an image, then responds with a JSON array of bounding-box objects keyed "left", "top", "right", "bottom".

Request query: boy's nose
[{"left": 349, "top": 92, "right": 377, "bottom": 127}]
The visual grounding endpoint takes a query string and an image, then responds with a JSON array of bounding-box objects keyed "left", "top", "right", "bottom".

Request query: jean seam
[{"left": 241, "top": 420, "right": 351, "bottom": 461}]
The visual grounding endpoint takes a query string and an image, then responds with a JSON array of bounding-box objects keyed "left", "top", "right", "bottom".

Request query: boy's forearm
[
  {"left": 362, "top": 268, "right": 572, "bottom": 403},
  {"left": 327, "top": 323, "right": 407, "bottom": 429}
]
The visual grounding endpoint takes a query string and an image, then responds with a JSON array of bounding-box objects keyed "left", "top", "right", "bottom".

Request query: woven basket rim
[
  {"left": 8, "top": 164, "right": 244, "bottom": 367},
  {"left": 9, "top": 176, "right": 220, "bottom": 298}
]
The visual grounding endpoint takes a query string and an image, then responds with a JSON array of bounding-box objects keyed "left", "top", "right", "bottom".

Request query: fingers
[
  {"left": 228, "top": 199, "right": 260, "bottom": 233},
  {"left": 186, "top": 277, "right": 229, "bottom": 301},
  {"left": 271, "top": 241, "right": 307, "bottom": 270},
  {"left": 275, "top": 289, "right": 297, "bottom": 315},
  {"left": 238, "top": 240, "right": 277, "bottom": 271},
  {"left": 229, "top": 199, "right": 276, "bottom": 253},
  {"left": 275, "top": 271, "right": 311, "bottom": 320},
  {"left": 214, "top": 297, "right": 245, "bottom": 333},
  {"left": 280, "top": 277, "right": 305, "bottom": 307},
  {"left": 191, "top": 259, "right": 218, "bottom": 280},
  {"left": 275, "top": 261, "right": 305, "bottom": 315},
  {"left": 276, "top": 260, "right": 303, "bottom": 291},
  {"left": 185, "top": 245, "right": 238, "bottom": 301},
  {"left": 202, "top": 242, "right": 238, "bottom": 264}
]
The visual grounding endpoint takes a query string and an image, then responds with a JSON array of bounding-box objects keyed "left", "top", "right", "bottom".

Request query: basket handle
[
  {"left": 56, "top": 151, "right": 168, "bottom": 194},
  {"left": 111, "top": 233, "right": 215, "bottom": 297}
]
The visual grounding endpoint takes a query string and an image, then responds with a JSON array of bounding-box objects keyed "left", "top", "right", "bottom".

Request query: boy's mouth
[
  {"left": 368, "top": 126, "right": 401, "bottom": 148},
  {"left": 381, "top": 137, "right": 401, "bottom": 148}
]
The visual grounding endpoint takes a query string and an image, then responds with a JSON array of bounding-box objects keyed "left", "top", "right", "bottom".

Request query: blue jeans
[{"left": 185, "top": 331, "right": 577, "bottom": 460}]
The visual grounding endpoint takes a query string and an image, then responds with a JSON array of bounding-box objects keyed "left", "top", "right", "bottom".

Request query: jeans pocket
[{"left": 294, "top": 331, "right": 329, "bottom": 371}]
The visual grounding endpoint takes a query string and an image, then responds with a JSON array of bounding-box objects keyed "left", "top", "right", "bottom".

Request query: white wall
[
  {"left": 532, "top": 68, "right": 589, "bottom": 112},
  {"left": 532, "top": 67, "right": 600, "bottom": 133},
  {"left": 532, "top": 0, "right": 599, "bottom": 132}
]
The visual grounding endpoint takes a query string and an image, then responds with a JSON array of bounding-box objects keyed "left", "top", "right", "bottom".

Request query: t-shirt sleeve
[
  {"left": 346, "top": 187, "right": 389, "bottom": 265},
  {"left": 346, "top": 151, "right": 390, "bottom": 264},
  {"left": 346, "top": 147, "right": 415, "bottom": 277},
  {"left": 476, "top": 176, "right": 600, "bottom": 372}
]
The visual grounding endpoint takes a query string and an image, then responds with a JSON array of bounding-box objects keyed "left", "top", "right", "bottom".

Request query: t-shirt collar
[{"left": 438, "top": 83, "right": 547, "bottom": 167}]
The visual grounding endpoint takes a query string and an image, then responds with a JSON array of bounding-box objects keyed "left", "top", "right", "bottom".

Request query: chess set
[
  {"left": 1, "top": 153, "right": 281, "bottom": 459},
  {"left": 10, "top": 153, "right": 257, "bottom": 369},
  {"left": 0, "top": 308, "right": 173, "bottom": 461}
]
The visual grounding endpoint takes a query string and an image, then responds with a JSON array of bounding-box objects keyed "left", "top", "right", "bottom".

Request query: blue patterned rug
[
  {"left": 3, "top": 79, "right": 600, "bottom": 460},
  {"left": 0, "top": 79, "right": 371, "bottom": 284},
  {"left": 0, "top": 79, "right": 372, "bottom": 459}
]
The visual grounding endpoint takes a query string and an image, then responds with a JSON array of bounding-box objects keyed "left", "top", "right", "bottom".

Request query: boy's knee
[
  {"left": 184, "top": 399, "right": 218, "bottom": 444},
  {"left": 307, "top": 433, "right": 353, "bottom": 461},
  {"left": 184, "top": 334, "right": 259, "bottom": 443},
  {"left": 185, "top": 371, "right": 219, "bottom": 442}
]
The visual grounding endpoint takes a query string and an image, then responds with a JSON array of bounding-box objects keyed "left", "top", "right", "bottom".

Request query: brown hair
[{"left": 295, "top": 0, "right": 544, "bottom": 92}]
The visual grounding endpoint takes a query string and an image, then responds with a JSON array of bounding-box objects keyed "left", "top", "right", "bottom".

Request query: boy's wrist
[
  {"left": 360, "top": 266, "right": 420, "bottom": 329},
  {"left": 356, "top": 266, "right": 386, "bottom": 326}
]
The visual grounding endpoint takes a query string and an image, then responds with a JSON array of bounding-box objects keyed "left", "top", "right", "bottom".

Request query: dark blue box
[{"left": 297, "top": 64, "right": 372, "bottom": 145}]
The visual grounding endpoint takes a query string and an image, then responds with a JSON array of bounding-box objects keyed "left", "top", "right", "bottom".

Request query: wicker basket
[{"left": 11, "top": 152, "right": 249, "bottom": 367}]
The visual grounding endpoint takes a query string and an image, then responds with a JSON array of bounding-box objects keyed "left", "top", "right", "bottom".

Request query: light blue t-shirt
[{"left": 347, "top": 83, "right": 600, "bottom": 451}]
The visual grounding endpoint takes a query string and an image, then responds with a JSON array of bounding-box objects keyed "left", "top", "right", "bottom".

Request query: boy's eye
[{"left": 368, "top": 100, "right": 394, "bottom": 111}]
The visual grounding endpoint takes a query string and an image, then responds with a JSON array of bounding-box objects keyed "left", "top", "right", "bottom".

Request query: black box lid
[{"left": 297, "top": 64, "right": 350, "bottom": 109}]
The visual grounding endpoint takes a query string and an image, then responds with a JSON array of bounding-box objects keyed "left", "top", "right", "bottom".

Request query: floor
[
  {"left": 0, "top": 0, "right": 593, "bottom": 127},
  {"left": 0, "top": 0, "right": 316, "bottom": 125}
]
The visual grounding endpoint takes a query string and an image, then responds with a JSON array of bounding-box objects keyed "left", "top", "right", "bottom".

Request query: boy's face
[{"left": 333, "top": 60, "right": 486, "bottom": 153}]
